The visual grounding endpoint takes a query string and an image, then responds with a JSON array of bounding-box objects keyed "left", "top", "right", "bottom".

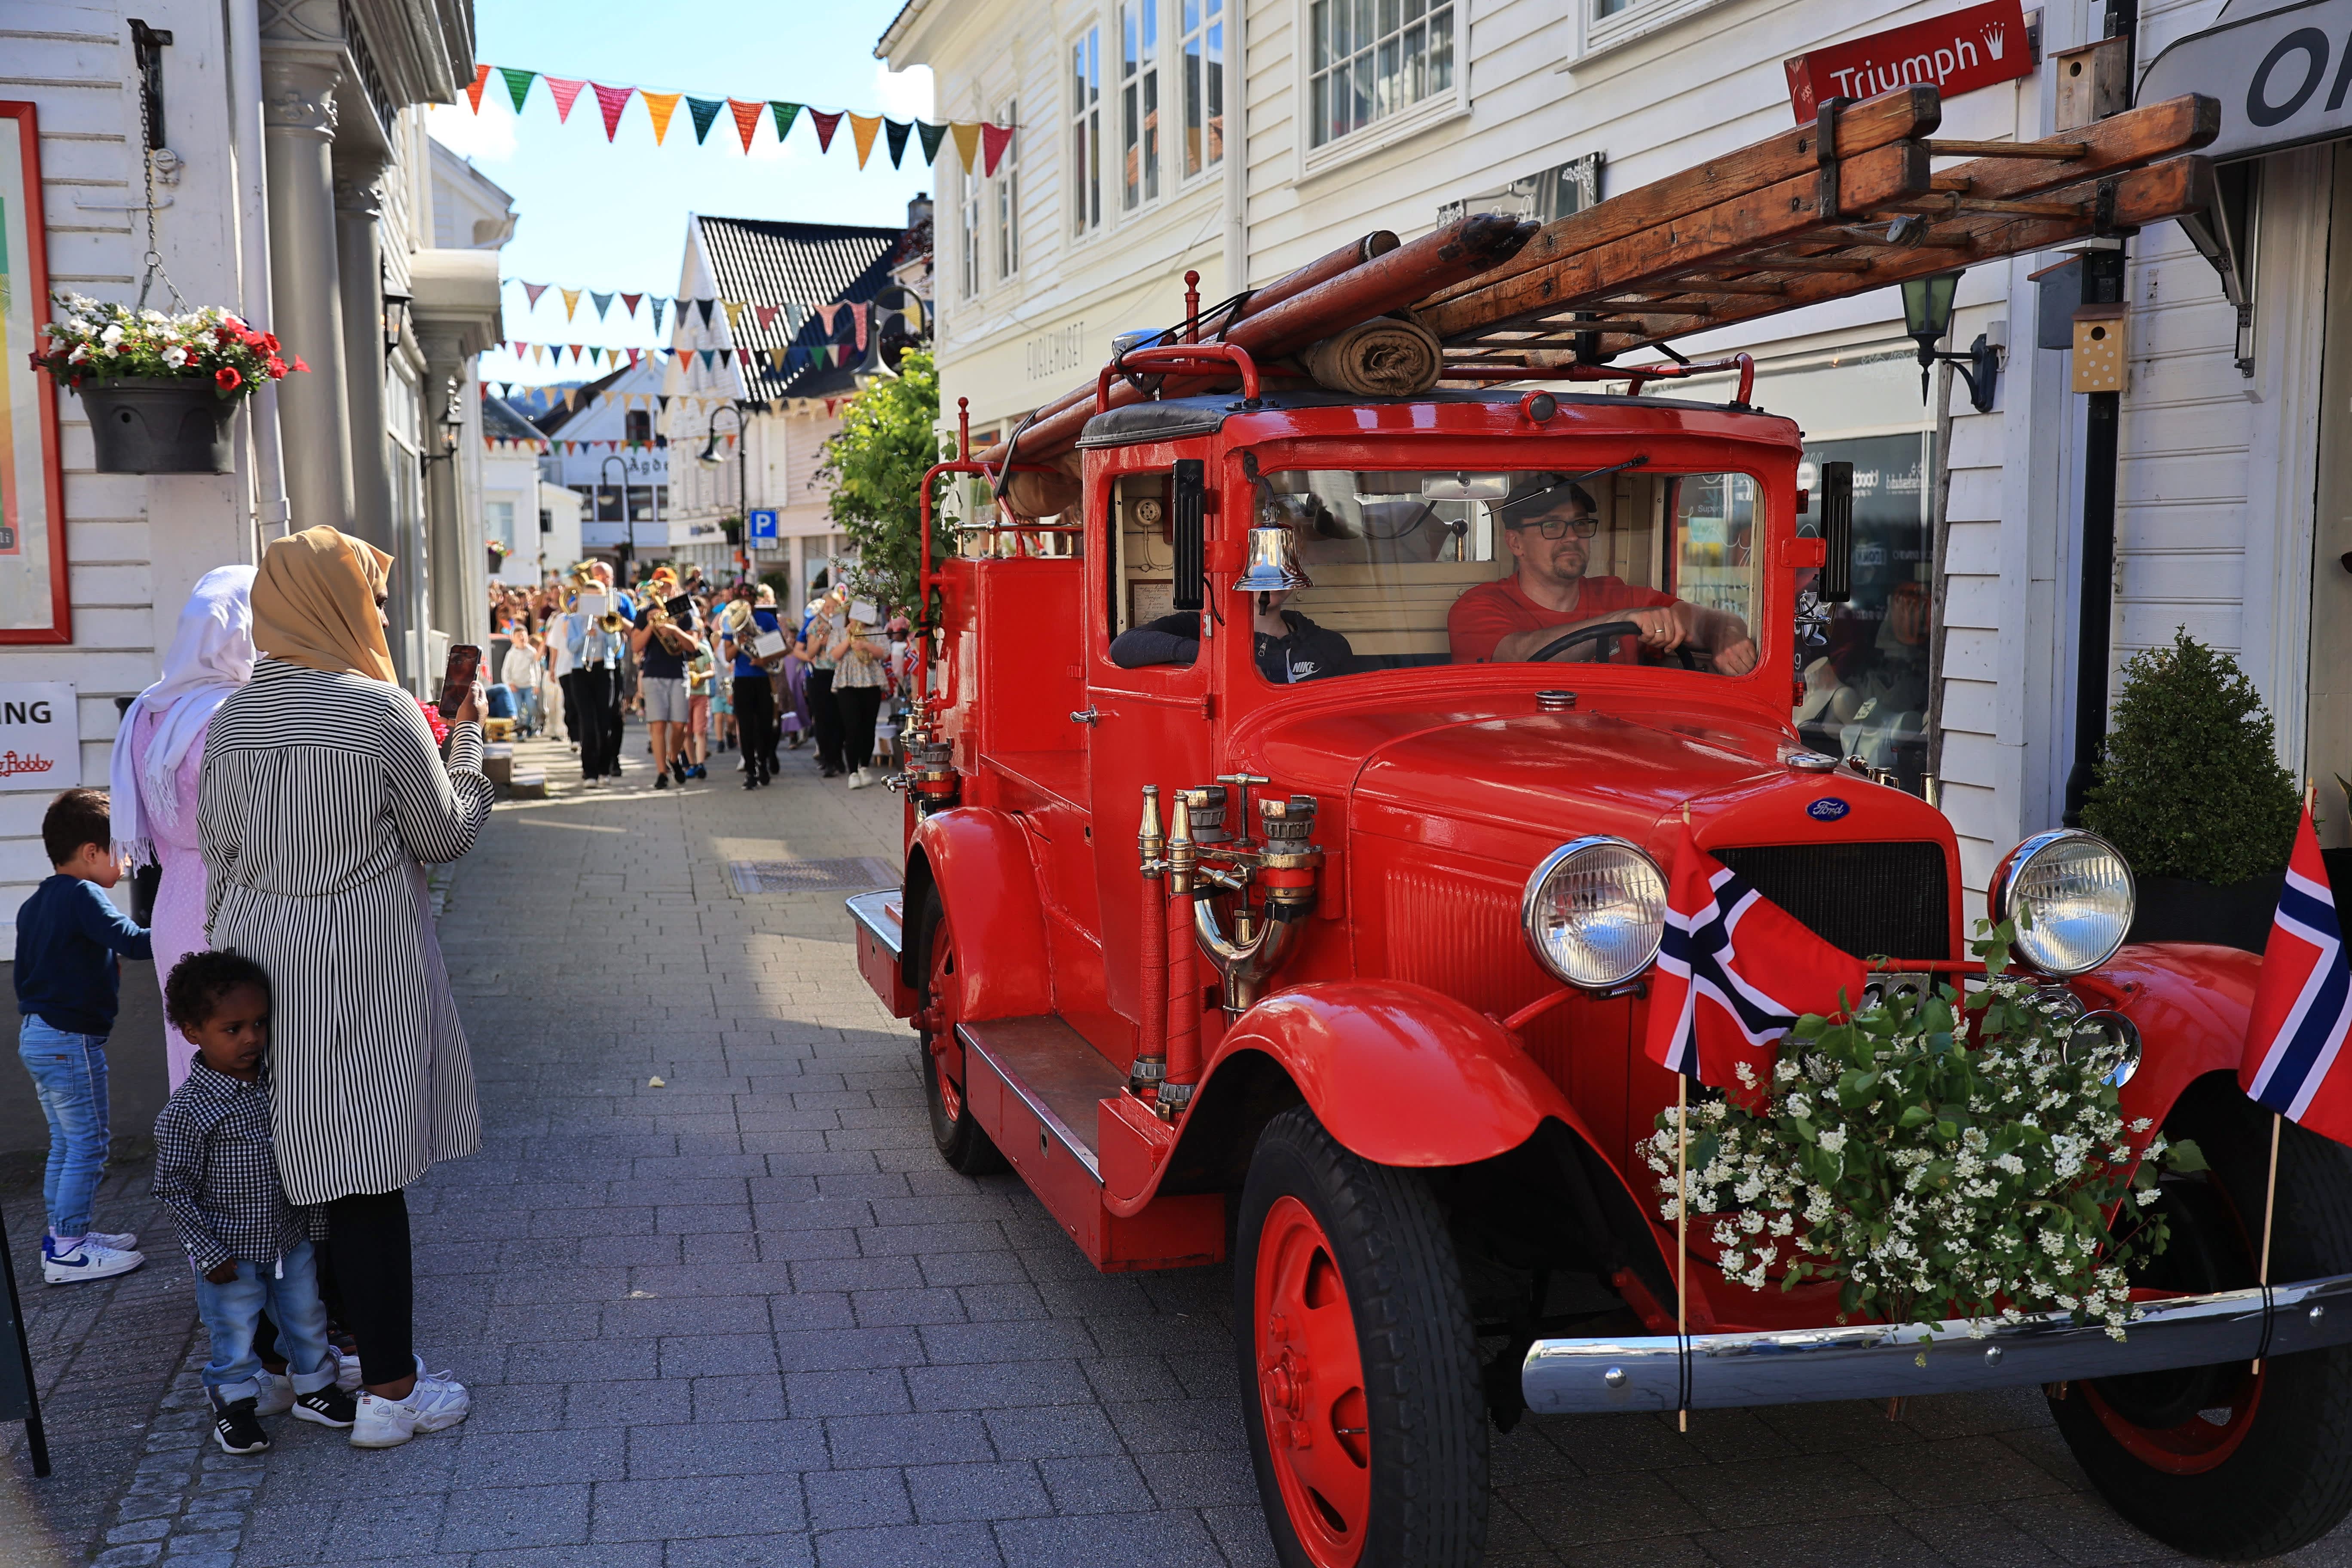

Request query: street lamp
[
  {"left": 420, "top": 379, "right": 465, "bottom": 464},
  {"left": 599, "top": 453, "right": 635, "bottom": 580},
  {"left": 700, "top": 402, "right": 749, "bottom": 579},
  {"left": 1900, "top": 270, "right": 2002, "bottom": 413}
]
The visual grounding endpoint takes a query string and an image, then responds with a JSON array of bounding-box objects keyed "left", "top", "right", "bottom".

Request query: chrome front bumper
[{"left": 1522, "top": 1271, "right": 2352, "bottom": 1416}]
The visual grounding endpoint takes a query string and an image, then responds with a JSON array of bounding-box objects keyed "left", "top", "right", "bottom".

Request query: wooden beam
[
  {"left": 1921, "top": 94, "right": 2217, "bottom": 204},
  {"left": 1420, "top": 141, "right": 1929, "bottom": 339},
  {"left": 1887, "top": 193, "right": 2084, "bottom": 219},
  {"left": 1416, "top": 84, "right": 1942, "bottom": 311},
  {"left": 1926, "top": 138, "right": 2087, "bottom": 159}
]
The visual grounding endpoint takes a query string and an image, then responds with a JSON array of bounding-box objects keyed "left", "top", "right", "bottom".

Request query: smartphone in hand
[{"left": 436, "top": 644, "right": 482, "bottom": 721}]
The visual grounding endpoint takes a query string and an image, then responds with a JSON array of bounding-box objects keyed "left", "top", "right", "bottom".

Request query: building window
[
  {"left": 1182, "top": 0, "right": 1224, "bottom": 177},
  {"left": 625, "top": 409, "right": 651, "bottom": 444},
  {"left": 1072, "top": 27, "right": 1103, "bottom": 235},
  {"left": 485, "top": 500, "right": 514, "bottom": 549},
  {"left": 961, "top": 161, "right": 983, "bottom": 297},
  {"left": 994, "top": 100, "right": 1021, "bottom": 279},
  {"left": 1121, "top": 0, "right": 1160, "bottom": 209},
  {"left": 1308, "top": 0, "right": 1454, "bottom": 149}
]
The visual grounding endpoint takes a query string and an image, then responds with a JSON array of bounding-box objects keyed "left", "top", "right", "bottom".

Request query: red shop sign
[{"left": 1785, "top": 0, "right": 2034, "bottom": 123}]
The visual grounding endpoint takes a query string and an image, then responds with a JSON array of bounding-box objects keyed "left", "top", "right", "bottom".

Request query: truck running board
[{"left": 957, "top": 1017, "right": 1225, "bottom": 1271}]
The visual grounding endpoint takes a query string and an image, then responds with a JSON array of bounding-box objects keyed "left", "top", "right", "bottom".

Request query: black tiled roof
[
  {"left": 531, "top": 363, "right": 632, "bottom": 435},
  {"left": 695, "top": 216, "right": 906, "bottom": 400}
]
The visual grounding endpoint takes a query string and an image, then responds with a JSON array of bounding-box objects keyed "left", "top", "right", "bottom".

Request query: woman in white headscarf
[{"left": 106, "top": 564, "right": 257, "bottom": 1089}]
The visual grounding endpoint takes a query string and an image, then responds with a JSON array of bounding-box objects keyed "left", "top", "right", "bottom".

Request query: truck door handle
[{"left": 1070, "top": 708, "right": 1101, "bottom": 725}]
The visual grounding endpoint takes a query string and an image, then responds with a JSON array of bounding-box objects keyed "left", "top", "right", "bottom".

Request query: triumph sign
[
  {"left": 1785, "top": 0, "right": 2034, "bottom": 122},
  {"left": 2141, "top": 0, "right": 2352, "bottom": 162}
]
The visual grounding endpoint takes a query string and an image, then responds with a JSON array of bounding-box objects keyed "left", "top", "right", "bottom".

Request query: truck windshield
[{"left": 1238, "top": 466, "right": 1761, "bottom": 682}]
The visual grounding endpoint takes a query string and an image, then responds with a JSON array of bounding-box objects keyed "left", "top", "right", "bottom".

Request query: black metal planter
[
  {"left": 2128, "top": 873, "right": 2286, "bottom": 953},
  {"left": 76, "top": 377, "right": 234, "bottom": 474}
]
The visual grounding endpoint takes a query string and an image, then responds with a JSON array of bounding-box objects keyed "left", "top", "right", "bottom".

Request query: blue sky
[{"left": 432, "top": 0, "right": 934, "bottom": 388}]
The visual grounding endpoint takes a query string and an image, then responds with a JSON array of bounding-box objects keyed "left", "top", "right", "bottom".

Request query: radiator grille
[{"left": 1713, "top": 842, "right": 1952, "bottom": 962}]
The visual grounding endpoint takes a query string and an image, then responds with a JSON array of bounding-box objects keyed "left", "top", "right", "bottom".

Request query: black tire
[
  {"left": 1234, "top": 1106, "right": 1487, "bottom": 1568},
  {"left": 2051, "top": 1072, "right": 2352, "bottom": 1558},
  {"left": 912, "top": 886, "right": 1007, "bottom": 1176}
]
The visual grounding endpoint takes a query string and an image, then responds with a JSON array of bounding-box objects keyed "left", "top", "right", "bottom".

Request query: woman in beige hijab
[{"left": 199, "top": 525, "right": 491, "bottom": 1449}]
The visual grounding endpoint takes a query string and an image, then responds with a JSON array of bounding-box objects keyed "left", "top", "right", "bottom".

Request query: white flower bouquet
[{"left": 1645, "top": 919, "right": 2204, "bottom": 1339}]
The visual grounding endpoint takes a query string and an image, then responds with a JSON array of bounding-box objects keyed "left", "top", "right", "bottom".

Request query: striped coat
[{"left": 199, "top": 660, "right": 493, "bottom": 1206}]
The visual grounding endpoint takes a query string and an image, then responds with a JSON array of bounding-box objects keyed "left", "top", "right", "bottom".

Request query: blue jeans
[
  {"left": 513, "top": 686, "right": 541, "bottom": 734},
  {"left": 17, "top": 1017, "right": 109, "bottom": 1238},
  {"left": 192, "top": 1240, "right": 334, "bottom": 1402}
]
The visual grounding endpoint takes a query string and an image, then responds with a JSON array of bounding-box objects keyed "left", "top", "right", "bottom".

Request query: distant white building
[
  {"left": 661, "top": 203, "right": 933, "bottom": 601},
  {"left": 528, "top": 359, "right": 708, "bottom": 570},
  {"left": 481, "top": 398, "right": 579, "bottom": 585}
]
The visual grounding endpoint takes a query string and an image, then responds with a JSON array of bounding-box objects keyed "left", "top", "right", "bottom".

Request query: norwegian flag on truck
[
  {"left": 2241, "top": 802, "right": 2352, "bottom": 1142},
  {"left": 1643, "top": 818, "right": 1866, "bottom": 1091}
]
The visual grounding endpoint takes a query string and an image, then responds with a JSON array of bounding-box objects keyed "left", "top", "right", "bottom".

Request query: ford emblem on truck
[{"left": 1807, "top": 796, "right": 1851, "bottom": 821}]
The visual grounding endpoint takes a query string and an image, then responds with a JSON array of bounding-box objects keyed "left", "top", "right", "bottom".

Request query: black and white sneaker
[
  {"left": 292, "top": 1386, "right": 357, "bottom": 1428},
  {"left": 212, "top": 1396, "right": 270, "bottom": 1454}
]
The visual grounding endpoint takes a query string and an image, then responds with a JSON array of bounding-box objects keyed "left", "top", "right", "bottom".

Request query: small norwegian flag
[
  {"left": 1644, "top": 818, "right": 1867, "bottom": 1091},
  {"left": 2240, "top": 802, "right": 2352, "bottom": 1142}
]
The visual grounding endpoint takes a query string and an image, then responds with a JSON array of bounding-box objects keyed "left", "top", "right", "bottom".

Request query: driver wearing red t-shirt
[{"left": 1446, "top": 477, "right": 1759, "bottom": 671}]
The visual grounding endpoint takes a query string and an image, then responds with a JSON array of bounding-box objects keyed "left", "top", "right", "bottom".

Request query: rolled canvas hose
[{"left": 1302, "top": 316, "right": 1446, "bottom": 397}]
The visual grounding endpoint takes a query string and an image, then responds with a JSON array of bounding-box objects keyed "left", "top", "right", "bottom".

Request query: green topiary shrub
[{"left": 2081, "top": 629, "right": 2300, "bottom": 883}]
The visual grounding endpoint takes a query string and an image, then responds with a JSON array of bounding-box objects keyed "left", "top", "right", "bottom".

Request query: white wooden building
[{"left": 880, "top": 0, "right": 2348, "bottom": 888}]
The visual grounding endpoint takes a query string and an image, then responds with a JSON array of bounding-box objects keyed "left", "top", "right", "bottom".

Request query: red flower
[
  {"left": 262, "top": 332, "right": 281, "bottom": 354},
  {"left": 214, "top": 365, "right": 242, "bottom": 392},
  {"left": 415, "top": 696, "right": 450, "bottom": 746},
  {"left": 265, "top": 356, "right": 286, "bottom": 377},
  {"left": 288, "top": 356, "right": 309, "bottom": 374}
]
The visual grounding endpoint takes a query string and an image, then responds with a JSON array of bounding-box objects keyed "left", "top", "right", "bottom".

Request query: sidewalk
[{"left": 5, "top": 720, "right": 2327, "bottom": 1566}]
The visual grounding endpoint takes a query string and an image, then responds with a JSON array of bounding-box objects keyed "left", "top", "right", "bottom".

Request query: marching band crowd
[{"left": 483, "top": 561, "right": 915, "bottom": 793}]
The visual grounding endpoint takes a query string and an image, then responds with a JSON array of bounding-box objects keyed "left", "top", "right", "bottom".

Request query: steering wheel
[{"left": 1528, "top": 619, "right": 1705, "bottom": 670}]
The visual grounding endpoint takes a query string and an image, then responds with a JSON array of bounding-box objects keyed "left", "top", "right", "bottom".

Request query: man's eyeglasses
[{"left": 1504, "top": 514, "right": 1601, "bottom": 540}]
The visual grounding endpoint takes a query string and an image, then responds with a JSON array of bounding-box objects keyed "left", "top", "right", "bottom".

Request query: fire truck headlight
[
  {"left": 1522, "top": 837, "right": 1669, "bottom": 989},
  {"left": 1988, "top": 830, "right": 2135, "bottom": 977}
]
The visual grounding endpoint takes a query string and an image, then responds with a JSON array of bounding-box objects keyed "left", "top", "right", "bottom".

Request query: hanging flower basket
[{"left": 28, "top": 294, "right": 306, "bottom": 475}]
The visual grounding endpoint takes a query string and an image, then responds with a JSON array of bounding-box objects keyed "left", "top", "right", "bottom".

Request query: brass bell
[{"left": 1234, "top": 525, "right": 1313, "bottom": 594}]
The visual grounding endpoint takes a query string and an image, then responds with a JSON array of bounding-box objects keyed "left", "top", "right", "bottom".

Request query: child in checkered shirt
[{"left": 152, "top": 952, "right": 354, "bottom": 1453}]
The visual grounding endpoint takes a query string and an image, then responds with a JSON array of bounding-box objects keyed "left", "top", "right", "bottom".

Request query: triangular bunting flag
[
  {"left": 699, "top": 349, "right": 714, "bottom": 369},
  {"left": 591, "top": 291, "right": 614, "bottom": 320},
  {"left": 884, "top": 118, "right": 912, "bottom": 168},
  {"left": 816, "top": 302, "right": 844, "bottom": 334},
  {"left": 466, "top": 64, "right": 491, "bottom": 113},
  {"left": 784, "top": 302, "right": 808, "bottom": 335},
  {"left": 658, "top": 395, "right": 669, "bottom": 412},
  {"left": 546, "top": 78, "right": 585, "bottom": 122},
  {"left": 570, "top": 344, "right": 585, "bottom": 363},
  {"left": 981, "top": 122, "right": 1015, "bottom": 177},
  {"left": 770, "top": 101, "right": 802, "bottom": 144},
  {"left": 848, "top": 113, "right": 882, "bottom": 168},
  {"left": 686, "top": 96, "right": 724, "bottom": 144},
  {"left": 560, "top": 288, "right": 582, "bottom": 321},
  {"left": 564, "top": 388, "right": 579, "bottom": 409},
  {"left": 532, "top": 345, "right": 545, "bottom": 364},
  {"left": 650, "top": 297, "right": 668, "bottom": 331},
  {"left": 718, "top": 348, "right": 733, "bottom": 366},
  {"left": 697, "top": 298, "right": 716, "bottom": 328},
  {"left": 755, "top": 305, "right": 780, "bottom": 333},
  {"left": 592, "top": 83, "right": 633, "bottom": 141},
  {"left": 621, "top": 292, "right": 642, "bottom": 318},
  {"left": 851, "top": 302, "right": 869, "bottom": 350},
  {"left": 729, "top": 98, "right": 764, "bottom": 152},
  {"left": 950, "top": 122, "right": 981, "bottom": 168},
  {"left": 916, "top": 120, "right": 948, "bottom": 164},
  {"left": 642, "top": 91, "right": 682, "bottom": 144},
  {"left": 808, "top": 109, "right": 843, "bottom": 151},
  {"left": 499, "top": 67, "right": 536, "bottom": 113},
  {"left": 628, "top": 348, "right": 641, "bottom": 368},
  {"left": 522, "top": 282, "right": 548, "bottom": 308},
  {"left": 723, "top": 301, "right": 747, "bottom": 332}
]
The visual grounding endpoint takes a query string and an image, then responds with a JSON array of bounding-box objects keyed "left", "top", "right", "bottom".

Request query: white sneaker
[
  {"left": 42, "top": 1238, "right": 143, "bottom": 1285},
  {"left": 349, "top": 1378, "right": 470, "bottom": 1448},
  {"left": 85, "top": 1228, "right": 138, "bottom": 1250},
  {"left": 251, "top": 1370, "right": 295, "bottom": 1416},
  {"left": 847, "top": 767, "right": 873, "bottom": 790},
  {"left": 332, "top": 1347, "right": 362, "bottom": 1393}
]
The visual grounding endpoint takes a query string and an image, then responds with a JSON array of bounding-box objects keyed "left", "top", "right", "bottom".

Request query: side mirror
[
  {"left": 1817, "top": 459, "right": 1853, "bottom": 605},
  {"left": 1171, "top": 458, "right": 1206, "bottom": 611}
]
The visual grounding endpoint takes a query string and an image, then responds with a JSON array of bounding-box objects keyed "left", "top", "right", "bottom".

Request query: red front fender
[
  {"left": 2090, "top": 941, "right": 2263, "bottom": 1129},
  {"left": 908, "top": 807, "right": 1053, "bottom": 1021}
]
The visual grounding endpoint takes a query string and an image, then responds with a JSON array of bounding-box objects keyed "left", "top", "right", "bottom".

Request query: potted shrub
[
  {"left": 29, "top": 293, "right": 306, "bottom": 474},
  {"left": 2082, "top": 629, "right": 2300, "bottom": 950}
]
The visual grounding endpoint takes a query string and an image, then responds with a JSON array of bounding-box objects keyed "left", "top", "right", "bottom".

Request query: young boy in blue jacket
[{"left": 13, "top": 788, "right": 150, "bottom": 1283}]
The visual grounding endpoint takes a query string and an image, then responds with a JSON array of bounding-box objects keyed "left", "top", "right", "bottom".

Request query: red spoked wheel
[
  {"left": 1254, "top": 1195, "right": 1373, "bottom": 1564},
  {"left": 1235, "top": 1107, "right": 1486, "bottom": 1568},
  {"left": 2052, "top": 1075, "right": 2352, "bottom": 1557},
  {"left": 912, "top": 888, "right": 1004, "bottom": 1175}
]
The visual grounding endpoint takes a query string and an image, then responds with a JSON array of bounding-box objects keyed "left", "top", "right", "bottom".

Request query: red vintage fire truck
[{"left": 848, "top": 86, "right": 2352, "bottom": 1566}]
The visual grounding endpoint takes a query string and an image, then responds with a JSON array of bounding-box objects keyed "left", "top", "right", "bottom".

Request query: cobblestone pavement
[{"left": 8, "top": 720, "right": 2352, "bottom": 1566}]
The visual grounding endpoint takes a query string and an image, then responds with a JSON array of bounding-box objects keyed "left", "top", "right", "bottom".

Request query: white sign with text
[{"left": 0, "top": 683, "right": 77, "bottom": 792}]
